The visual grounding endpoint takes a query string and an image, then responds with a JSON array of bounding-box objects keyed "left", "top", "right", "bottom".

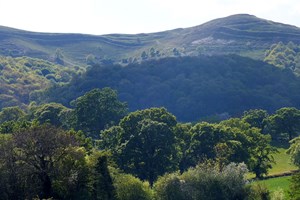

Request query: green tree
[
  {"left": 173, "top": 123, "right": 193, "bottom": 172},
  {"left": 0, "top": 120, "right": 32, "bottom": 134},
  {"left": 154, "top": 172, "right": 186, "bottom": 200},
  {"left": 221, "top": 118, "right": 276, "bottom": 178},
  {"left": 247, "top": 133, "right": 276, "bottom": 179},
  {"left": 92, "top": 155, "right": 116, "bottom": 200},
  {"left": 0, "top": 124, "right": 89, "bottom": 199},
  {"left": 242, "top": 109, "right": 269, "bottom": 130},
  {"left": 72, "top": 88, "right": 127, "bottom": 137},
  {"left": 287, "top": 136, "right": 300, "bottom": 167},
  {"left": 113, "top": 173, "right": 153, "bottom": 200},
  {"left": 30, "top": 103, "right": 68, "bottom": 126},
  {"left": 266, "top": 107, "right": 300, "bottom": 141},
  {"left": 0, "top": 106, "right": 25, "bottom": 123},
  {"left": 289, "top": 172, "right": 300, "bottom": 200},
  {"left": 101, "top": 107, "right": 178, "bottom": 185},
  {"left": 188, "top": 122, "right": 247, "bottom": 167},
  {"left": 120, "top": 119, "right": 176, "bottom": 185},
  {"left": 54, "top": 48, "right": 64, "bottom": 65}
]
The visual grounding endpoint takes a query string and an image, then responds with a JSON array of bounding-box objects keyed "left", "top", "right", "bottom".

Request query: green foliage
[
  {"left": 0, "top": 106, "right": 25, "bottom": 123},
  {"left": 72, "top": 88, "right": 127, "bottom": 137},
  {"left": 100, "top": 107, "right": 178, "bottom": 185},
  {"left": 154, "top": 162, "right": 250, "bottom": 200},
  {"left": 0, "top": 120, "right": 32, "bottom": 134},
  {"left": 247, "top": 133, "right": 276, "bottom": 179},
  {"left": 266, "top": 107, "right": 300, "bottom": 141},
  {"left": 92, "top": 155, "right": 116, "bottom": 200},
  {"left": 29, "top": 103, "right": 69, "bottom": 126},
  {"left": 40, "top": 55, "right": 300, "bottom": 122},
  {"left": 287, "top": 136, "right": 300, "bottom": 167},
  {"left": 242, "top": 109, "right": 269, "bottom": 130},
  {"left": 289, "top": 172, "right": 300, "bottom": 199},
  {"left": 189, "top": 121, "right": 241, "bottom": 168},
  {"left": 249, "top": 183, "right": 270, "bottom": 200},
  {"left": 0, "top": 56, "right": 81, "bottom": 110},
  {"left": 271, "top": 189, "right": 285, "bottom": 200},
  {"left": 113, "top": 173, "right": 153, "bottom": 200},
  {"left": 154, "top": 172, "right": 186, "bottom": 200},
  {"left": 173, "top": 123, "right": 193, "bottom": 172},
  {"left": 0, "top": 124, "right": 89, "bottom": 199},
  {"left": 253, "top": 176, "right": 290, "bottom": 199},
  {"left": 264, "top": 42, "right": 300, "bottom": 75},
  {"left": 219, "top": 119, "right": 276, "bottom": 178}
]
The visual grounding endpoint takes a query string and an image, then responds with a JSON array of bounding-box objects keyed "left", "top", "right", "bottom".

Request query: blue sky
[{"left": 0, "top": 0, "right": 299, "bottom": 35}]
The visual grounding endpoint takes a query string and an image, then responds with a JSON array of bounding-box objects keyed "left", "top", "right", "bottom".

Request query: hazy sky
[{"left": 0, "top": 0, "right": 299, "bottom": 35}]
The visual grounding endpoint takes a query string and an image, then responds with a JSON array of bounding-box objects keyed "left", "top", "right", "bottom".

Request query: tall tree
[
  {"left": 0, "top": 125, "right": 88, "bottom": 199},
  {"left": 72, "top": 88, "right": 127, "bottom": 137},
  {"left": 220, "top": 118, "right": 276, "bottom": 178},
  {"left": 93, "top": 155, "right": 116, "bottom": 200},
  {"left": 242, "top": 109, "right": 269, "bottom": 130},
  {"left": 101, "top": 107, "right": 177, "bottom": 185},
  {"left": 266, "top": 107, "right": 300, "bottom": 140}
]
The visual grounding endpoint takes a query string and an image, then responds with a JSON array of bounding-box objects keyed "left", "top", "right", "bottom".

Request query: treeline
[
  {"left": 1, "top": 88, "right": 300, "bottom": 199},
  {"left": 34, "top": 55, "right": 300, "bottom": 122}
]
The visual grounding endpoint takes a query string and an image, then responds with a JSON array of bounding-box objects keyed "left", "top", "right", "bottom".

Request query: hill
[
  {"left": 1, "top": 14, "right": 300, "bottom": 65},
  {"left": 35, "top": 55, "right": 300, "bottom": 122},
  {"left": 0, "top": 56, "right": 83, "bottom": 109}
]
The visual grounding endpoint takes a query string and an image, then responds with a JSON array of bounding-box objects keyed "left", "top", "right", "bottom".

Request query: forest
[
  {"left": 33, "top": 54, "right": 300, "bottom": 122},
  {"left": 0, "top": 87, "right": 300, "bottom": 199}
]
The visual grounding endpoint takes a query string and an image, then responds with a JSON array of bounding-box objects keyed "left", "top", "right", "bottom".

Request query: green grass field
[
  {"left": 256, "top": 176, "right": 290, "bottom": 192},
  {"left": 269, "top": 147, "right": 298, "bottom": 175},
  {"left": 253, "top": 176, "right": 291, "bottom": 199}
]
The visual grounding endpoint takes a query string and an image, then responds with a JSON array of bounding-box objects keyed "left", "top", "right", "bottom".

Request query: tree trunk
[{"left": 40, "top": 172, "right": 52, "bottom": 199}]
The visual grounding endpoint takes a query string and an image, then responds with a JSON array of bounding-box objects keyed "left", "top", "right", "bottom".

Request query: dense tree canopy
[
  {"left": 0, "top": 124, "right": 89, "bottom": 199},
  {"left": 266, "top": 107, "right": 300, "bottom": 140},
  {"left": 0, "top": 106, "right": 25, "bottom": 123},
  {"left": 100, "top": 108, "right": 177, "bottom": 185},
  {"left": 72, "top": 88, "right": 128, "bottom": 137},
  {"left": 37, "top": 55, "right": 300, "bottom": 122},
  {"left": 0, "top": 56, "right": 82, "bottom": 110}
]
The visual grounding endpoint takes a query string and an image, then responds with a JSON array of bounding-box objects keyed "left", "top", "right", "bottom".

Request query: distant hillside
[
  {"left": 35, "top": 55, "right": 300, "bottom": 122},
  {"left": 0, "top": 56, "right": 82, "bottom": 109},
  {"left": 1, "top": 14, "right": 300, "bottom": 65}
]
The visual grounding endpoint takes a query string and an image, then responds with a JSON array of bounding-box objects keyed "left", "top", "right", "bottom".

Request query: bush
[
  {"left": 154, "top": 172, "right": 187, "bottom": 200},
  {"left": 113, "top": 173, "right": 153, "bottom": 200},
  {"left": 154, "top": 162, "right": 250, "bottom": 200},
  {"left": 249, "top": 183, "right": 270, "bottom": 200},
  {"left": 289, "top": 172, "right": 300, "bottom": 200}
]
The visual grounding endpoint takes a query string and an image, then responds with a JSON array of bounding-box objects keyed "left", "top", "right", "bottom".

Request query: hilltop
[{"left": 1, "top": 14, "right": 300, "bottom": 65}]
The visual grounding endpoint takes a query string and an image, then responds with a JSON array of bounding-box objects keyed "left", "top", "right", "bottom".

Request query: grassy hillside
[
  {"left": 269, "top": 147, "right": 298, "bottom": 175},
  {"left": 1, "top": 14, "right": 300, "bottom": 65}
]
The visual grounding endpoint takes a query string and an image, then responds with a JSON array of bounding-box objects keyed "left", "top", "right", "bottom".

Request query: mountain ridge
[{"left": 1, "top": 14, "right": 300, "bottom": 65}]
